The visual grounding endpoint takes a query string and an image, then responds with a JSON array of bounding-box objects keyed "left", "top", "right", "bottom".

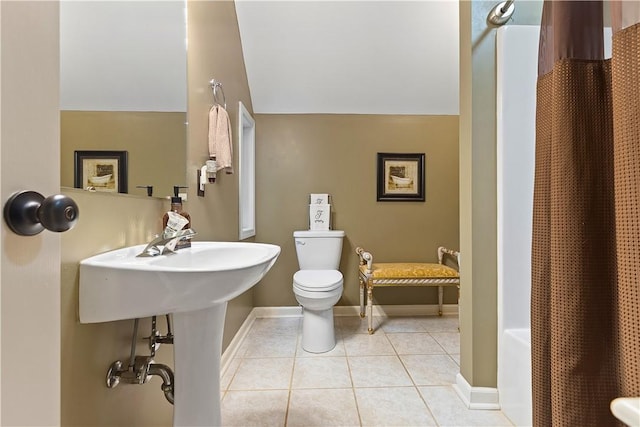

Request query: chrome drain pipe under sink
[{"left": 105, "top": 315, "right": 175, "bottom": 404}]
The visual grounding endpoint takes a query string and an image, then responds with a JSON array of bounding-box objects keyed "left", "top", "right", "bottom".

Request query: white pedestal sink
[
  {"left": 611, "top": 397, "right": 640, "bottom": 426},
  {"left": 79, "top": 242, "right": 280, "bottom": 426}
]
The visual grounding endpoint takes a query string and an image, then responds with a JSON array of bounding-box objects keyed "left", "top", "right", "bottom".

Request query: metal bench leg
[
  {"left": 438, "top": 286, "right": 443, "bottom": 316},
  {"left": 359, "top": 277, "right": 365, "bottom": 318},
  {"left": 367, "top": 283, "right": 374, "bottom": 334}
]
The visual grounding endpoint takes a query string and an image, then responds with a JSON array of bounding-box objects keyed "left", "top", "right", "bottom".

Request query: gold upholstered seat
[
  {"left": 356, "top": 247, "right": 461, "bottom": 334},
  {"left": 360, "top": 263, "right": 459, "bottom": 280}
]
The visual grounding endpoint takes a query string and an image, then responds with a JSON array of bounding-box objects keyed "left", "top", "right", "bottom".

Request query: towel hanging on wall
[{"left": 208, "top": 105, "right": 233, "bottom": 174}]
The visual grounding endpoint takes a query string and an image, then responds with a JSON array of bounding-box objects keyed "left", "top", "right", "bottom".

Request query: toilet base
[{"left": 301, "top": 307, "right": 335, "bottom": 353}]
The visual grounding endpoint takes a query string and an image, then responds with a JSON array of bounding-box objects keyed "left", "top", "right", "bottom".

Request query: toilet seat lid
[{"left": 293, "top": 270, "right": 343, "bottom": 292}]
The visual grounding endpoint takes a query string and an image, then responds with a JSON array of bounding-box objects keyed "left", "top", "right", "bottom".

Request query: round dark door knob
[
  {"left": 3, "top": 191, "right": 79, "bottom": 236},
  {"left": 39, "top": 194, "right": 79, "bottom": 232}
]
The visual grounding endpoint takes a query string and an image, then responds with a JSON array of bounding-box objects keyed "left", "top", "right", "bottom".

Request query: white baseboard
[
  {"left": 454, "top": 373, "right": 500, "bottom": 410},
  {"left": 220, "top": 309, "right": 257, "bottom": 376},
  {"left": 251, "top": 304, "right": 458, "bottom": 319},
  {"left": 337, "top": 303, "right": 458, "bottom": 317},
  {"left": 252, "top": 306, "right": 303, "bottom": 318}
]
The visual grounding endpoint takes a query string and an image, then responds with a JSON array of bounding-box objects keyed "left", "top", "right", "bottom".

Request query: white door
[{"left": 1, "top": 2, "right": 61, "bottom": 425}]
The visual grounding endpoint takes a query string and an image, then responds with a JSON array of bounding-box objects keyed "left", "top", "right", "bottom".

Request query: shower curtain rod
[{"left": 488, "top": 0, "right": 515, "bottom": 26}]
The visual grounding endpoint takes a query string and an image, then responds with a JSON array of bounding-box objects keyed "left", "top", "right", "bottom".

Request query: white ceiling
[{"left": 235, "top": 1, "right": 459, "bottom": 115}]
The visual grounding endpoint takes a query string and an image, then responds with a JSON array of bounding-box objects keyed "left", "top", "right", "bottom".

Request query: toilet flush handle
[{"left": 295, "top": 240, "right": 305, "bottom": 245}]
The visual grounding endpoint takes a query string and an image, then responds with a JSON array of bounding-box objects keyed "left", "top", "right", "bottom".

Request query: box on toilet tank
[{"left": 309, "top": 204, "right": 330, "bottom": 230}]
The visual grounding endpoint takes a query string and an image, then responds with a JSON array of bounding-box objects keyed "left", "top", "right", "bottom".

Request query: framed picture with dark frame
[
  {"left": 74, "top": 150, "right": 128, "bottom": 193},
  {"left": 376, "top": 152, "right": 425, "bottom": 202}
]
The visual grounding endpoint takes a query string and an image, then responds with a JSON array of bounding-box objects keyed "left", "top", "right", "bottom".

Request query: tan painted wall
[
  {"left": 59, "top": 1, "right": 255, "bottom": 425},
  {"left": 9, "top": 1, "right": 549, "bottom": 425},
  {"left": 1, "top": 2, "right": 61, "bottom": 425},
  {"left": 60, "top": 111, "right": 186, "bottom": 199},
  {"left": 458, "top": 0, "right": 542, "bottom": 388},
  {"left": 60, "top": 190, "right": 173, "bottom": 426},
  {"left": 185, "top": 0, "right": 255, "bottom": 350},
  {"left": 254, "top": 114, "right": 459, "bottom": 307}
]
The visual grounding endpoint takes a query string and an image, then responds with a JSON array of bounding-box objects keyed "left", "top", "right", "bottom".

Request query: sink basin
[
  {"left": 79, "top": 241, "right": 280, "bottom": 323},
  {"left": 78, "top": 241, "right": 280, "bottom": 426},
  {"left": 611, "top": 397, "right": 640, "bottom": 426}
]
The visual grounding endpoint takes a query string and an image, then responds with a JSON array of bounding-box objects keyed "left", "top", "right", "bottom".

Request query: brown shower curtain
[{"left": 532, "top": 1, "right": 640, "bottom": 426}]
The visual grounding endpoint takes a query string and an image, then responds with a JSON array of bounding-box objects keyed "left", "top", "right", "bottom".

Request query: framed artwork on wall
[
  {"left": 74, "top": 150, "right": 128, "bottom": 193},
  {"left": 376, "top": 152, "right": 425, "bottom": 201}
]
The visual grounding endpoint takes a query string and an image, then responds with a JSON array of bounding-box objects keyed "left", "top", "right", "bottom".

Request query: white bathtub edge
[
  {"left": 454, "top": 373, "right": 501, "bottom": 410},
  {"left": 498, "top": 328, "right": 532, "bottom": 426}
]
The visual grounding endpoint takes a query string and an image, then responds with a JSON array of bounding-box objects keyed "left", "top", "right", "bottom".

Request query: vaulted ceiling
[{"left": 234, "top": 1, "right": 459, "bottom": 115}]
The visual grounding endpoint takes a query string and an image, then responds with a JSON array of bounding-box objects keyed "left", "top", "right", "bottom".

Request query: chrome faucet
[{"left": 137, "top": 228, "right": 196, "bottom": 257}]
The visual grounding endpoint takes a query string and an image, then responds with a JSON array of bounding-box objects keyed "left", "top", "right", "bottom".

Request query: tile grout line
[
  {"left": 224, "top": 315, "right": 465, "bottom": 427},
  {"left": 379, "top": 324, "right": 458, "bottom": 422},
  {"left": 387, "top": 322, "right": 445, "bottom": 427},
  {"left": 342, "top": 318, "right": 364, "bottom": 427},
  {"left": 283, "top": 319, "right": 301, "bottom": 426}
]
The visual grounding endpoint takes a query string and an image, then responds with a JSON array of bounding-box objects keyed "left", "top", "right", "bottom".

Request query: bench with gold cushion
[{"left": 356, "top": 246, "right": 461, "bottom": 334}]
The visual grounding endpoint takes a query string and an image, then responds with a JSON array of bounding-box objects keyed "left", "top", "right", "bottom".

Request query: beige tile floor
[{"left": 220, "top": 315, "right": 513, "bottom": 427}]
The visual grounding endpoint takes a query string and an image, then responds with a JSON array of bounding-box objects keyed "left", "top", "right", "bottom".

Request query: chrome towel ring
[{"left": 209, "top": 78, "right": 226, "bottom": 109}]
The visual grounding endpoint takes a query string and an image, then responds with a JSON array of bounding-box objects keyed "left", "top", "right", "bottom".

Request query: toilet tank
[{"left": 293, "top": 230, "right": 345, "bottom": 270}]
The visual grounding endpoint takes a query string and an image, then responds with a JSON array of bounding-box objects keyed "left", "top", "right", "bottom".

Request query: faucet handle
[
  {"left": 162, "top": 227, "right": 196, "bottom": 239},
  {"left": 161, "top": 228, "right": 196, "bottom": 254},
  {"left": 137, "top": 228, "right": 196, "bottom": 257},
  {"left": 162, "top": 239, "right": 179, "bottom": 254}
]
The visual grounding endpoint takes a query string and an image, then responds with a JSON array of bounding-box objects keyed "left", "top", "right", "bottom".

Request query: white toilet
[{"left": 293, "top": 230, "right": 345, "bottom": 353}]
